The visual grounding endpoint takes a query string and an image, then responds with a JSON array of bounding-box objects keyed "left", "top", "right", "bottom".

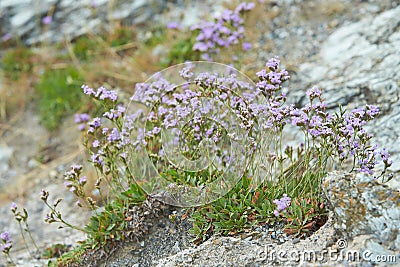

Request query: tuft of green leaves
[
  {"left": 35, "top": 66, "right": 84, "bottom": 130},
  {"left": 42, "top": 243, "right": 71, "bottom": 259},
  {"left": 108, "top": 26, "right": 135, "bottom": 48},
  {"left": 1, "top": 46, "right": 35, "bottom": 80},
  {"left": 73, "top": 36, "right": 99, "bottom": 60},
  {"left": 83, "top": 183, "right": 146, "bottom": 249},
  {"left": 190, "top": 170, "right": 328, "bottom": 243},
  {"left": 162, "top": 33, "right": 200, "bottom": 66}
]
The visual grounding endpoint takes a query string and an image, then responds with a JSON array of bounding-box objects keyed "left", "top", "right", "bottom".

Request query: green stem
[
  {"left": 25, "top": 223, "right": 40, "bottom": 253},
  {"left": 18, "top": 222, "right": 33, "bottom": 258},
  {"left": 44, "top": 202, "right": 85, "bottom": 232},
  {"left": 6, "top": 254, "right": 16, "bottom": 266}
]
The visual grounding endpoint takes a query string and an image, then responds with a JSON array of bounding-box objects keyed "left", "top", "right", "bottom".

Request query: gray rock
[
  {"left": 323, "top": 171, "right": 400, "bottom": 254},
  {"left": 0, "top": 145, "right": 14, "bottom": 186},
  {"left": 0, "top": 0, "right": 167, "bottom": 44},
  {"left": 0, "top": 145, "right": 13, "bottom": 172}
]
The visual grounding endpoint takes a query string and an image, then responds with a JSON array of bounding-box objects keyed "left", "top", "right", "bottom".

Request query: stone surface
[
  {"left": 0, "top": 0, "right": 227, "bottom": 45},
  {"left": 0, "top": 145, "right": 13, "bottom": 172},
  {"left": 157, "top": 213, "right": 337, "bottom": 266},
  {"left": 0, "top": 0, "right": 166, "bottom": 44},
  {"left": 323, "top": 171, "right": 400, "bottom": 264},
  {"left": 0, "top": 145, "right": 14, "bottom": 187}
]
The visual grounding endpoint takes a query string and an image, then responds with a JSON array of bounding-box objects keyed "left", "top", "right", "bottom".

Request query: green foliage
[
  {"left": 143, "top": 26, "right": 167, "bottom": 47},
  {"left": 162, "top": 33, "right": 200, "bottom": 66},
  {"left": 190, "top": 170, "right": 328, "bottom": 243},
  {"left": 42, "top": 243, "right": 70, "bottom": 259},
  {"left": 1, "top": 46, "right": 35, "bottom": 80},
  {"left": 35, "top": 66, "right": 84, "bottom": 130},
  {"left": 108, "top": 26, "right": 135, "bottom": 47},
  {"left": 160, "top": 168, "right": 222, "bottom": 187},
  {"left": 83, "top": 183, "right": 146, "bottom": 248},
  {"left": 47, "top": 245, "right": 85, "bottom": 267},
  {"left": 282, "top": 196, "right": 327, "bottom": 236},
  {"left": 73, "top": 36, "right": 99, "bottom": 60}
]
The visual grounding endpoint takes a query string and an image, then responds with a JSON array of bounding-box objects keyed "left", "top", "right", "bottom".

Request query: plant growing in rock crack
[
  {"left": 127, "top": 56, "right": 392, "bottom": 241},
  {"left": 3, "top": 55, "right": 393, "bottom": 265}
]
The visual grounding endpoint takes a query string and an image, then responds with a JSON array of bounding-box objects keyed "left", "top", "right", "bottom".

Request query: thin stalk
[
  {"left": 43, "top": 202, "right": 85, "bottom": 232},
  {"left": 17, "top": 222, "right": 33, "bottom": 258},
  {"left": 25, "top": 223, "right": 40, "bottom": 253}
]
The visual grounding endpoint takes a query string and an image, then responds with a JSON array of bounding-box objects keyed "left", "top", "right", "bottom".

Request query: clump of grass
[
  {"left": 42, "top": 243, "right": 71, "bottom": 259},
  {"left": 190, "top": 172, "right": 327, "bottom": 243},
  {"left": 35, "top": 66, "right": 84, "bottom": 130},
  {"left": 143, "top": 26, "right": 167, "bottom": 48},
  {"left": 73, "top": 35, "right": 100, "bottom": 60},
  {"left": 162, "top": 33, "right": 201, "bottom": 66},
  {"left": 107, "top": 25, "right": 136, "bottom": 48},
  {"left": 1, "top": 46, "right": 35, "bottom": 80}
]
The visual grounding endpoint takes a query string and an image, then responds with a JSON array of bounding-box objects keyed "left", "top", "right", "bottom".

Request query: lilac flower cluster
[
  {"left": 42, "top": 15, "right": 52, "bottom": 25},
  {"left": 191, "top": 2, "right": 255, "bottom": 61},
  {"left": 0, "top": 231, "right": 12, "bottom": 254},
  {"left": 167, "top": 21, "right": 181, "bottom": 29},
  {"left": 254, "top": 57, "right": 392, "bottom": 175},
  {"left": 2, "top": 33, "right": 12, "bottom": 42},
  {"left": 75, "top": 113, "right": 90, "bottom": 131},
  {"left": 134, "top": 70, "right": 255, "bottom": 146},
  {"left": 132, "top": 58, "right": 392, "bottom": 176},
  {"left": 103, "top": 105, "right": 126, "bottom": 120},
  {"left": 273, "top": 194, "right": 291, "bottom": 216},
  {"left": 64, "top": 164, "right": 87, "bottom": 198},
  {"left": 82, "top": 85, "right": 118, "bottom": 102},
  {"left": 255, "top": 56, "right": 290, "bottom": 99}
]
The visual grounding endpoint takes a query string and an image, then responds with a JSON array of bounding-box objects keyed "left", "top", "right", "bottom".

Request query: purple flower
[
  {"left": 273, "top": 194, "right": 291, "bottom": 211},
  {"left": 107, "top": 128, "right": 120, "bottom": 142},
  {"left": 82, "top": 85, "right": 95, "bottom": 95},
  {"left": 242, "top": 42, "right": 252, "bottom": 51},
  {"left": 0, "top": 231, "right": 10, "bottom": 242},
  {"left": 42, "top": 15, "right": 52, "bottom": 25},
  {"left": 179, "top": 67, "right": 194, "bottom": 79},
  {"left": 366, "top": 105, "right": 379, "bottom": 119},
  {"left": 99, "top": 88, "right": 118, "bottom": 101},
  {"left": 79, "top": 176, "right": 87, "bottom": 184},
  {"left": 235, "top": 2, "right": 256, "bottom": 12},
  {"left": 71, "top": 164, "right": 82, "bottom": 171},
  {"left": 89, "top": 117, "right": 101, "bottom": 128},
  {"left": 167, "top": 22, "right": 181, "bottom": 29},
  {"left": 1, "top": 242, "right": 12, "bottom": 252},
  {"left": 266, "top": 56, "right": 280, "bottom": 69},
  {"left": 273, "top": 210, "right": 280, "bottom": 217},
  {"left": 192, "top": 2, "right": 253, "bottom": 59},
  {"left": 2, "top": 33, "right": 11, "bottom": 42},
  {"left": 78, "top": 124, "right": 85, "bottom": 131},
  {"left": 92, "top": 140, "right": 100, "bottom": 148},
  {"left": 306, "top": 86, "right": 322, "bottom": 100},
  {"left": 10, "top": 202, "right": 18, "bottom": 211},
  {"left": 75, "top": 113, "right": 90, "bottom": 124}
]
